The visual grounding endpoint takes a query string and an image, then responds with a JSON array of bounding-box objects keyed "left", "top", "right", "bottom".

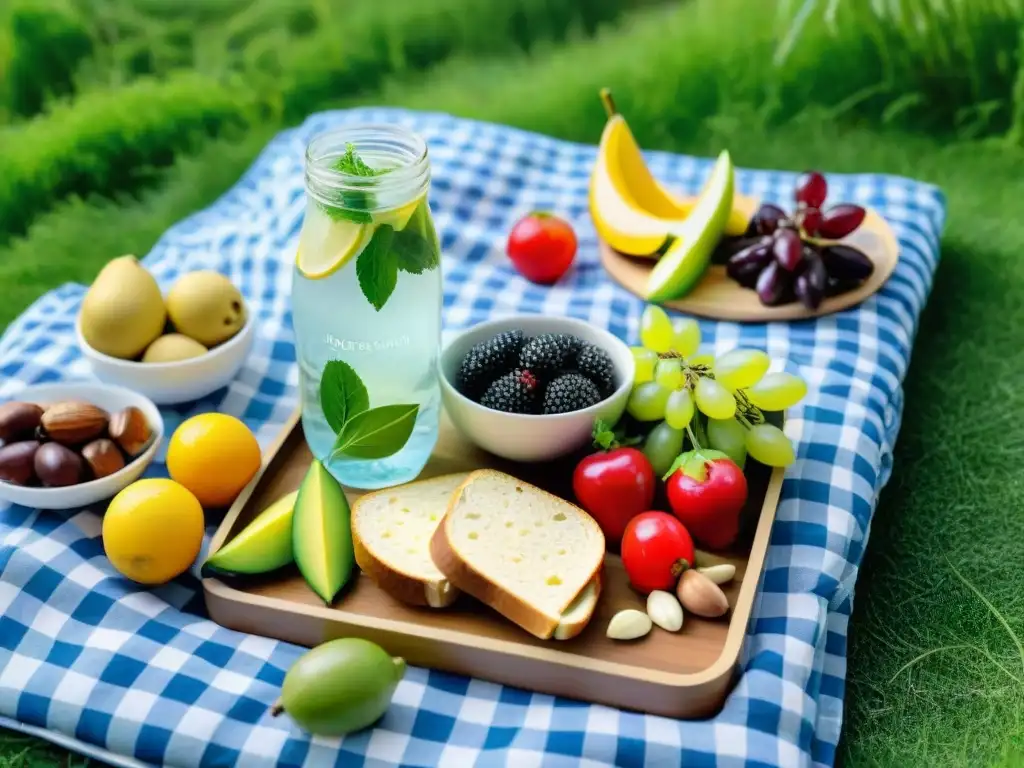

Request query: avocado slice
[
  {"left": 646, "top": 150, "right": 735, "bottom": 303},
  {"left": 202, "top": 490, "right": 299, "bottom": 576},
  {"left": 293, "top": 460, "right": 355, "bottom": 605}
]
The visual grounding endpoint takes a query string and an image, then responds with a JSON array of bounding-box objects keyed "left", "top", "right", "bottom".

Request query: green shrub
[
  {"left": 0, "top": 0, "right": 93, "bottom": 119},
  {"left": 0, "top": 72, "right": 253, "bottom": 243}
]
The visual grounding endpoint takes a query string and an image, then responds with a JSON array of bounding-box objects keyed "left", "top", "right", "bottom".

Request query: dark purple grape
[
  {"left": 799, "top": 206, "right": 822, "bottom": 236},
  {"left": 727, "top": 241, "right": 772, "bottom": 289},
  {"left": 826, "top": 277, "right": 862, "bottom": 297},
  {"left": 756, "top": 260, "right": 792, "bottom": 306},
  {"left": 818, "top": 204, "right": 866, "bottom": 239},
  {"left": 730, "top": 261, "right": 764, "bottom": 289},
  {"left": 713, "top": 235, "right": 763, "bottom": 263},
  {"left": 752, "top": 203, "right": 787, "bottom": 235},
  {"left": 794, "top": 255, "right": 827, "bottom": 310},
  {"left": 820, "top": 244, "right": 874, "bottom": 282},
  {"left": 772, "top": 228, "right": 803, "bottom": 271},
  {"left": 795, "top": 171, "right": 827, "bottom": 208}
]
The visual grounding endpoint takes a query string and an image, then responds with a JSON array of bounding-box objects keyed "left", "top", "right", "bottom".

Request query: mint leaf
[
  {"left": 356, "top": 226, "right": 398, "bottom": 311},
  {"left": 316, "top": 143, "right": 385, "bottom": 224},
  {"left": 334, "top": 143, "right": 378, "bottom": 177},
  {"left": 394, "top": 227, "right": 439, "bottom": 275},
  {"left": 319, "top": 359, "right": 370, "bottom": 433},
  {"left": 330, "top": 404, "right": 420, "bottom": 460}
]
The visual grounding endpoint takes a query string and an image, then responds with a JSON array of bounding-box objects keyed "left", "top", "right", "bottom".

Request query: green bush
[
  {"left": 0, "top": 0, "right": 93, "bottom": 119},
  {"left": 0, "top": 72, "right": 253, "bottom": 243}
]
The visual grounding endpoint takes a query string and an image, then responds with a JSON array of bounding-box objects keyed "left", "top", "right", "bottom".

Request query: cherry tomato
[
  {"left": 506, "top": 212, "right": 577, "bottom": 284},
  {"left": 620, "top": 511, "right": 695, "bottom": 594},
  {"left": 665, "top": 449, "right": 748, "bottom": 551},
  {"left": 572, "top": 447, "right": 655, "bottom": 546}
]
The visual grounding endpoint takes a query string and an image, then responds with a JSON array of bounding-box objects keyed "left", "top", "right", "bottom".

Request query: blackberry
[
  {"left": 457, "top": 329, "right": 525, "bottom": 399},
  {"left": 519, "top": 333, "right": 582, "bottom": 377},
  {"left": 479, "top": 369, "right": 540, "bottom": 413},
  {"left": 542, "top": 372, "right": 602, "bottom": 414},
  {"left": 575, "top": 343, "right": 615, "bottom": 394}
]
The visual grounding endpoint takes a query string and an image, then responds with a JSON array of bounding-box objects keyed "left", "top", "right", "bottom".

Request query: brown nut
[
  {"left": 676, "top": 568, "right": 729, "bottom": 619},
  {"left": 34, "top": 442, "right": 84, "bottom": 487},
  {"left": 0, "top": 402, "right": 44, "bottom": 442},
  {"left": 40, "top": 401, "right": 109, "bottom": 446},
  {"left": 108, "top": 406, "right": 152, "bottom": 456},
  {"left": 0, "top": 441, "right": 40, "bottom": 485},
  {"left": 81, "top": 438, "right": 126, "bottom": 479}
]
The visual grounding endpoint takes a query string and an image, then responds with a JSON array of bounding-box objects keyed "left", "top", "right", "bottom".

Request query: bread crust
[
  {"left": 351, "top": 474, "right": 465, "bottom": 609},
  {"left": 429, "top": 469, "right": 605, "bottom": 640}
]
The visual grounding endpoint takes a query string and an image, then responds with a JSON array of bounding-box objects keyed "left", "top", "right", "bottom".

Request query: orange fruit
[
  {"left": 167, "top": 413, "right": 261, "bottom": 508},
  {"left": 103, "top": 478, "right": 205, "bottom": 585}
]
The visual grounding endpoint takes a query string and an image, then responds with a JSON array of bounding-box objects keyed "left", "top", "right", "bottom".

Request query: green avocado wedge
[
  {"left": 646, "top": 150, "right": 736, "bottom": 303},
  {"left": 293, "top": 459, "right": 355, "bottom": 605},
  {"left": 202, "top": 490, "right": 299, "bottom": 576}
]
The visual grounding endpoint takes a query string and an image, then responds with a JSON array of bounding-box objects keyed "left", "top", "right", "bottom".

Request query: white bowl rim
[
  {"left": 0, "top": 381, "right": 164, "bottom": 495},
  {"left": 439, "top": 314, "right": 635, "bottom": 422},
  {"left": 75, "top": 299, "right": 255, "bottom": 371}
]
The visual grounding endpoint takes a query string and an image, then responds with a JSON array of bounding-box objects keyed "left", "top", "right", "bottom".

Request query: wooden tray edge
[{"left": 202, "top": 406, "right": 785, "bottom": 707}]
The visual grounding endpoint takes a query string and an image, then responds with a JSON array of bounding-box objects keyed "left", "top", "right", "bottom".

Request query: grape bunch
[
  {"left": 625, "top": 305, "right": 807, "bottom": 477},
  {"left": 723, "top": 171, "right": 874, "bottom": 310}
]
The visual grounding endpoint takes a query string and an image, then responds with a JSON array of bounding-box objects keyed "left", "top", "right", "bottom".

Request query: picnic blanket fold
[{"left": 1, "top": 107, "right": 945, "bottom": 768}]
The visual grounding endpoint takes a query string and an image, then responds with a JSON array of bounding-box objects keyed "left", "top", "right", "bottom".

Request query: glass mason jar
[{"left": 290, "top": 125, "right": 442, "bottom": 490}]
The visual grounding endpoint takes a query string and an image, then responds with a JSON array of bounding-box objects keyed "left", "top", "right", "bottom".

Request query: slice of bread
[
  {"left": 430, "top": 469, "right": 606, "bottom": 640},
  {"left": 352, "top": 473, "right": 468, "bottom": 608}
]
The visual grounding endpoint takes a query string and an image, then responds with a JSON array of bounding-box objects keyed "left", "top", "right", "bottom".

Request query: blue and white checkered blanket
[{"left": 0, "top": 108, "right": 946, "bottom": 768}]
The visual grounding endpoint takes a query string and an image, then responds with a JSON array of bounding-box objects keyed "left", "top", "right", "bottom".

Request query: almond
[
  {"left": 81, "top": 439, "right": 126, "bottom": 479},
  {"left": 606, "top": 609, "right": 652, "bottom": 640},
  {"left": 676, "top": 569, "right": 729, "bottom": 618},
  {"left": 697, "top": 563, "right": 737, "bottom": 585},
  {"left": 40, "top": 401, "right": 108, "bottom": 445},
  {"left": 108, "top": 406, "right": 152, "bottom": 456},
  {"left": 646, "top": 590, "right": 684, "bottom": 632}
]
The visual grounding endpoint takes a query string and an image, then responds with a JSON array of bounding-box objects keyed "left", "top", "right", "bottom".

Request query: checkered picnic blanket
[{"left": 0, "top": 108, "right": 946, "bottom": 768}]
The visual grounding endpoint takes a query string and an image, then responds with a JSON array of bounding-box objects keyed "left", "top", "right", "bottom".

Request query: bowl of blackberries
[{"left": 439, "top": 315, "right": 634, "bottom": 462}]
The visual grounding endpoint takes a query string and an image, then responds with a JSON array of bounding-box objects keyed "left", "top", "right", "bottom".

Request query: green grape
[
  {"left": 688, "top": 353, "right": 715, "bottom": 370},
  {"left": 654, "top": 359, "right": 684, "bottom": 390},
  {"left": 671, "top": 318, "right": 701, "bottom": 357},
  {"left": 631, "top": 346, "right": 658, "bottom": 384},
  {"left": 642, "top": 421, "right": 685, "bottom": 477},
  {"left": 639, "top": 305, "right": 674, "bottom": 353},
  {"left": 706, "top": 418, "right": 747, "bottom": 468},
  {"left": 745, "top": 423, "right": 795, "bottom": 467},
  {"left": 664, "top": 388, "right": 694, "bottom": 429},
  {"left": 746, "top": 372, "right": 808, "bottom": 411},
  {"left": 693, "top": 377, "right": 736, "bottom": 419},
  {"left": 713, "top": 349, "right": 770, "bottom": 391},
  {"left": 626, "top": 381, "right": 671, "bottom": 421}
]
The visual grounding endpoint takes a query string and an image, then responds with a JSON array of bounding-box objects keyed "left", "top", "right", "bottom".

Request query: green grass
[{"left": 4, "top": 1, "right": 1024, "bottom": 766}]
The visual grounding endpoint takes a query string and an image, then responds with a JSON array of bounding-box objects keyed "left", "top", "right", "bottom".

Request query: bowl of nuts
[{"left": 0, "top": 382, "right": 164, "bottom": 510}]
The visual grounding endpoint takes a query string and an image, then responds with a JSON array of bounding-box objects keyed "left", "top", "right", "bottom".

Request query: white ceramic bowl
[
  {"left": 439, "top": 315, "right": 635, "bottom": 462},
  {"left": 0, "top": 382, "right": 164, "bottom": 510},
  {"left": 75, "top": 307, "right": 256, "bottom": 405}
]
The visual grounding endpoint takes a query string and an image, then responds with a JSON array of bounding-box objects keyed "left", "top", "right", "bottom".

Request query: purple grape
[
  {"left": 772, "top": 228, "right": 803, "bottom": 271},
  {"left": 799, "top": 206, "right": 822, "bottom": 236},
  {"left": 818, "top": 204, "right": 866, "bottom": 239},
  {"left": 752, "top": 203, "right": 787, "bottom": 235},
  {"left": 820, "top": 244, "right": 874, "bottom": 282},
  {"left": 756, "top": 260, "right": 791, "bottom": 306},
  {"left": 794, "top": 255, "right": 827, "bottom": 310},
  {"left": 795, "top": 171, "right": 827, "bottom": 208}
]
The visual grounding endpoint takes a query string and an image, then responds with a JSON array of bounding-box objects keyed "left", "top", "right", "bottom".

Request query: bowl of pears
[{"left": 75, "top": 256, "right": 256, "bottom": 405}]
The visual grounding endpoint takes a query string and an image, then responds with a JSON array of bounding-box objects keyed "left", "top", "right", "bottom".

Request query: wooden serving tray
[
  {"left": 600, "top": 195, "right": 900, "bottom": 322},
  {"left": 204, "top": 408, "right": 784, "bottom": 719}
]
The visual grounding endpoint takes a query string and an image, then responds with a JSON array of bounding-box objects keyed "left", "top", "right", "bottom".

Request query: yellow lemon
[
  {"left": 167, "top": 413, "right": 262, "bottom": 508},
  {"left": 103, "top": 478, "right": 205, "bottom": 585}
]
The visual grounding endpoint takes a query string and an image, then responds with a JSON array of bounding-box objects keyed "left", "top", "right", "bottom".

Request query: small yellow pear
[
  {"left": 166, "top": 271, "right": 246, "bottom": 347},
  {"left": 79, "top": 255, "right": 167, "bottom": 359},
  {"left": 142, "top": 334, "right": 209, "bottom": 363}
]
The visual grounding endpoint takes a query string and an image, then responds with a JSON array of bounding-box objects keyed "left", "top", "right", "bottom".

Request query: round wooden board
[{"left": 599, "top": 195, "right": 900, "bottom": 322}]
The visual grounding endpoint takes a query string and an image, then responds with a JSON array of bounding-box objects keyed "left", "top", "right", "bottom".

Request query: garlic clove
[
  {"left": 676, "top": 569, "right": 730, "bottom": 618},
  {"left": 646, "top": 590, "right": 684, "bottom": 632},
  {"left": 697, "top": 563, "right": 737, "bottom": 585},
  {"left": 606, "top": 609, "right": 652, "bottom": 640}
]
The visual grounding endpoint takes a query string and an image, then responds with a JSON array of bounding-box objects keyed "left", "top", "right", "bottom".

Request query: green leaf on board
[
  {"left": 319, "top": 359, "right": 370, "bottom": 433},
  {"left": 331, "top": 403, "right": 420, "bottom": 460}
]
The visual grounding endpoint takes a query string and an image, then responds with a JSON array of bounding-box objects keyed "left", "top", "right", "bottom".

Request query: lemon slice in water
[
  {"left": 296, "top": 218, "right": 373, "bottom": 280},
  {"left": 373, "top": 198, "right": 421, "bottom": 231}
]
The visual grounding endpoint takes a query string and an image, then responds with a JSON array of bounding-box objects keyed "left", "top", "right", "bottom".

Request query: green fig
[
  {"left": 202, "top": 490, "right": 298, "bottom": 576},
  {"left": 271, "top": 638, "right": 406, "bottom": 736},
  {"left": 293, "top": 459, "right": 354, "bottom": 604}
]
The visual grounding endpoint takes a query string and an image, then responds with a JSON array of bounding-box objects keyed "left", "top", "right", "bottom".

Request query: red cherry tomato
[
  {"left": 620, "top": 511, "right": 695, "bottom": 594},
  {"left": 665, "top": 450, "right": 748, "bottom": 550},
  {"left": 506, "top": 212, "right": 577, "bottom": 284},
  {"left": 572, "top": 447, "right": 655, "bottom": 546}
]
